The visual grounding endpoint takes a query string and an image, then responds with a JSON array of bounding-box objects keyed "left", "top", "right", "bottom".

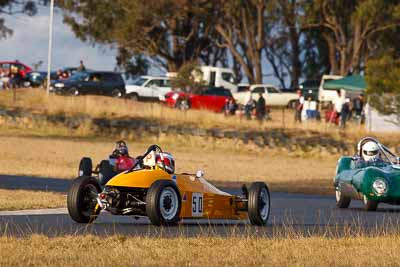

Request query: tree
[
  {"left": 365, "top": 55, "right": 400, "bottom": 124},
  {"left": 215, "top": 0, "right": 266, "bottom": 84},
  {"left": 304, "top": 0, "right": 400, "bottom": 76},
  {"left": 0, "top": 0, "right": 42, "bottom": 39},
  {"left": 61, "top": 0, "right": 223, "bottom": 72}
]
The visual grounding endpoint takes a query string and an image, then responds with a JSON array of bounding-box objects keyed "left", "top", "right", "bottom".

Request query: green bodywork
[{"left": 334, "top": 157, "right": 400, "bottom": 203}]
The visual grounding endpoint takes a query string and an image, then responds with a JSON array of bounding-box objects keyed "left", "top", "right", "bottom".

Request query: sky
[
  {"left": 0, "top": 6, "right": 119, "bottom": 72},
  {"left": 0, "top": 5, "right": 280, "bottom": 85}
]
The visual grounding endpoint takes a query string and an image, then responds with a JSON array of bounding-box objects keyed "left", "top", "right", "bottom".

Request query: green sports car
[{"left": 334, "top": 137, "right": 400, "bottom": 211}]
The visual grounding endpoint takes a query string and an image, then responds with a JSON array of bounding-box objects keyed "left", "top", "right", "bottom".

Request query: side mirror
[{"left": 195, "top": 170, "right": 204, "bottom": 179}]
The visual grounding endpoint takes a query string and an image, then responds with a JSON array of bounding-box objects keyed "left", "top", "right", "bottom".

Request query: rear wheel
[
  {"left": 69, "top": 87, "right": 80, "bottom": 96},
  {"left": 111, "top": 89, "right": 124, "bottom": 98},
  {"left": 78, "top": 157, "right": 92, "bottom": 177},
  {"left": 248, "top": 182, "right": 270, "bottom": 226},
  {"left": 146, "top": 180, "right": 181, "bottom": 226},
  {"left": 98, "top": 160, "right": 115, "bottom": 185},
  {"left": 128, "top": 93, "right": 139, "bottom": 101},
  {"left": 335, "top": 189, "right": 351, "bottom": 208},
  {"left": 363, "top": 195, "right": 378, "bottom": 211},
  {"left": 67, "top": 176, "right": 101, "bottom": 223}
]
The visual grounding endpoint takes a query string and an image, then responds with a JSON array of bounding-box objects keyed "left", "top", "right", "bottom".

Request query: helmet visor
[{"left": 363, "top": 150, "right": 378, "bottom": 156}]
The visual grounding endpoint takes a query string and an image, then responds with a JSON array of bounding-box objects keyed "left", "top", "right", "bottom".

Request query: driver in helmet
[
  {"left": 361, "top": 141, "right": 381, "bottom": 162},
  {"left": 111, "top": 140, "right": 136, "bottom": 171},
  {"left": 155, "top": 152, "right": 175, "bottom": 174}
]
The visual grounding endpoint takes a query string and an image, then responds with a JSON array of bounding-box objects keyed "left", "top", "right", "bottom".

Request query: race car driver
[{"left": 111, "top": 140, "right": 136, "bottom": 171}]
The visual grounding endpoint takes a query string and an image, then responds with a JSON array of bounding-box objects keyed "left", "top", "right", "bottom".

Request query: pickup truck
[{"left": 233, "top": 84, "right": 298, "bottom": 108}]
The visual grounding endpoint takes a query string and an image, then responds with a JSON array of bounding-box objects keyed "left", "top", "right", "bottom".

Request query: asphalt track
[{"left": 1, "top": 174, "right": 400, "bottom": 237}]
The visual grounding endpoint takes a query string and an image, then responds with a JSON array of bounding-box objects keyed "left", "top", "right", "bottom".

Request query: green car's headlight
[{"left": 373, "top": 179, "right": 388, "bottom": 195}]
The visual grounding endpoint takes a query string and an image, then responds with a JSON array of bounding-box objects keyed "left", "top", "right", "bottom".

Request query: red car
[
  {"left": 163, "top": 87, "right": 234, "bottom": 112},
  {"left": 0, "top": 61, "right": 32, "bottom": 78}
]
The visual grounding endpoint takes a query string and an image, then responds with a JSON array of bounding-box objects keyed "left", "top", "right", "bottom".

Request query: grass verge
[
  {"left": 0, "top": 189, "right": 65, "bottom": 211},
  {"left": 0, "top": 234, "right": 400, "bottom": 266}
]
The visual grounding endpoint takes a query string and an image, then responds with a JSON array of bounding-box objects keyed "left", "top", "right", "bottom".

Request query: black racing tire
[
  {"left": 128, "top": 93, "right": 139, "bottom": 101},
  {"left": 335, "top": 189, "right": 351, "bottom": 208},
  {"left": 111, "top": 89, "right": 124, "bottom": 98},
  {"left": 69, "top": 87, "right": 80, "bottom": 96},
  {"left": 67, "top": 176, "right": 101, "bottom": 223},
  {"left": 146, "top": 180, "right": 181, "bottom": 226},
  {"left": 98, "top": 160, "right": 116, "bottom": 185},
  {"left": 363, "top": 195, "right": 378, "bottom": 211},
  {"left": 248, "top": 182, "right": 271, "bottom": 226},
  {"left": 78, "top": 157, "right": 92, "bottom": 177}
]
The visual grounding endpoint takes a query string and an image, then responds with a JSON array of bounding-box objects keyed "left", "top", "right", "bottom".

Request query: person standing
[
  {"left": 244, "top": 88, "right": 254, "bottom": 120},
  {"left": 353, "top": 93, "right": 364, "bottom": 124},
  {"left": 256, "top": 92, "right": 266, "bottom": 121},
  {"left": 334, "top": 89, "right": 344, "bottom": 124},
  {"left": 77, "top": 60, "right": 86, "bottom": 72},
  {"left": 294, "top": 89, "right": 304, "bottom": 123},
  {"left": 340, "top": 98, "right": 350, "bottom": 129}
]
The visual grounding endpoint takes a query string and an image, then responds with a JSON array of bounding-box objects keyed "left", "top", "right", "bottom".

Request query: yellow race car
[{"left": 67, "top": 145, "right": 271, "bottom": 226}]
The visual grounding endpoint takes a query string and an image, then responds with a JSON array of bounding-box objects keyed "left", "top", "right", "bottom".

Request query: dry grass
[
  {"left": 0, "top": 189, "right": 65, "bottom": 211},
  {"left": 0, "top": 135, "right": 336, "bottom": 195},
  {"left": 1, "top": 234, "right": 400, "bottom": 266},
  {"left": 0, "top": 88, "right": 388, "bottom": 139}
]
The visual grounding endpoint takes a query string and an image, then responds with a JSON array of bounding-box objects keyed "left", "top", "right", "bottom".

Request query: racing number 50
[{"left": 192, "top": 193, "right": 203, "bottom": 217}]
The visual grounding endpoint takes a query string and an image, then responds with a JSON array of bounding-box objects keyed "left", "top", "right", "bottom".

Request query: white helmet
[{"left": 362, "top": 141, "right": 380, "bottom": 162}]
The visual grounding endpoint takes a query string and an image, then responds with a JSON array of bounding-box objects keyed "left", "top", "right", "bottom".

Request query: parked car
[
  {"left": 233, "top": 84, "right": 298, "bottom": 108},
  {"left": 162, "top": 87, "right": 234, "bottom": 112},
  {"left": 50, "top": 71, "right": 125, "bottom": 97},
  {"left": 125, "top": 76, "right": 171, "bottom": 101},
  {"left": 0, "top": 61, "right": 32, "bottom": 78},
  {"left": 318, "top": 74, "right": 343, "bottom": 105}
]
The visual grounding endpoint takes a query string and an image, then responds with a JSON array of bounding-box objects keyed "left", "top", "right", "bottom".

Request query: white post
[{"left": 46, "top": 0, "right": 55, "bottom": 95}]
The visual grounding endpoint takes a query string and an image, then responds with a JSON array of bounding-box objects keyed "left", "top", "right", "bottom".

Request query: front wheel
[
  {"left": 146, "top": 180, "right": 181, "bottom": 226},
  {"left": 69, "top": 87, "right": 80, "bottom": 96},
  {"left": 67, "top": 176, "right": 101, "bottom": 223},
  {"left": 176, "top": 98, "right": 189, "bottom": 110},
  {"left": 335, "top": 189, "right": 351, "bottom": 208},
  {"left": 363, "top": 195, "right": 378, "bottom": 211},
  {"left": 248, "top": 182, "right": 270, "bottom": 226}
]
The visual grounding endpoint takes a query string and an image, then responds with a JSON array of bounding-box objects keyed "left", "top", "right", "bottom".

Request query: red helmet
[{"left": 156, "top": 152, "right": 175, "bottom": 174}]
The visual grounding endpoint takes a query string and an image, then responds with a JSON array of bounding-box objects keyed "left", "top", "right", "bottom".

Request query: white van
[
  {"left": 318, "top": 74, "right": 343, "bottom": 104},
  {"left": 193, "top": 66, "right": 238, "bottom": 93}
]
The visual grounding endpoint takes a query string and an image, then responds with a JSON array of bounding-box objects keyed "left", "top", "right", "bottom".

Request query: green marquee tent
[{"left": 323, "top": 74, "right": 366, "bottom": 91}]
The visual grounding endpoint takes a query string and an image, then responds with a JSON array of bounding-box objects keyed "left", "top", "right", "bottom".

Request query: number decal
[{"left": 192, "top": 193, "right": 203, "bottom": 217}]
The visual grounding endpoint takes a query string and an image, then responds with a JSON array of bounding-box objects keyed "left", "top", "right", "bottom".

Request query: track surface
[{"left": 1, "top": 174, "right": 400, "bottom": 237}]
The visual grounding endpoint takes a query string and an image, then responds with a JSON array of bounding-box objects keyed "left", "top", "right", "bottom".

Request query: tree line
[{"left": 1, "top": 0, "right": 400, "bottom": 90}]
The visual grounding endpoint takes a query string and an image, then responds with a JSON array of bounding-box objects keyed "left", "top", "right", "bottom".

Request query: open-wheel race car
[
  {"left": 78, "top": 141, "right": 137, "bottom": 186},
  {"left": 68, "top": 145, "right": 271, "bottom": 226},
  {"left": 334, "top": 137, "right": 400, "bottom": 211}
]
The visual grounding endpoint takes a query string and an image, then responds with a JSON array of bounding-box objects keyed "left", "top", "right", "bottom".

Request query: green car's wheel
[
  {"left": 146, "top": 180, "right": 181, "bottom": 226},
  {"left": 363, "top": 195, "right": 378, "bottom": 211},
  {"left": 78, "top": 157, "right": 92, "bottom": 177},
  {"left": 67, "top": 176, "right": 101, "bottom": 223},
  {"left": 335, "top": 189, "right": 351, "bottom": 208},
  {"left": 248, "top": 182, "right": 271, "bottom": 226}
]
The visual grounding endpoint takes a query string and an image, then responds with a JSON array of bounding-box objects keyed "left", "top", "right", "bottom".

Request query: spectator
[
  {"left": 353, "top": 93, "right": 364, "bottom": 124},
  {"left": 56, "top": 69, "right": 63, "bottom": 80},
  {"left": 77, "top": 60, "right": 86, "bottom": 72},
  {"left": 294, "top": 89, "right": 304, "bottom": 122},
  {"left": 334, "top": 89, "right": 344, "bottom": 122},
  {"left": 340, "top": 98, "right": 351, "bottom": 129},
  {"left": 256, "top": 92, "right": 266, "bottom": 121},
  {"left": 224, "top": 98, "right": 237, "bottom": 116},
  {"left": 244, "top": 90, "right": 255, "bottom": 120}
]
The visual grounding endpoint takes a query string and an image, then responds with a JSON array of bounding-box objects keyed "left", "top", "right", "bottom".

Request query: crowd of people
[
  {"left": 0, "top": 64, "right": 24, "bottom": 89},
  {"left": 294, "top": 89, "right": 365, "bottom": 128},
  {"left": 224, "top": 92, "right": 270, "bottom": 122}
]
